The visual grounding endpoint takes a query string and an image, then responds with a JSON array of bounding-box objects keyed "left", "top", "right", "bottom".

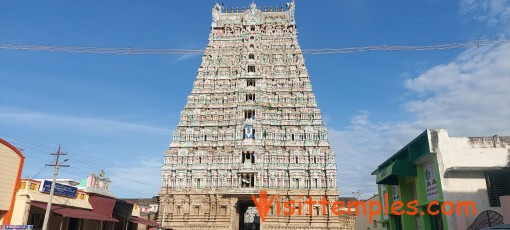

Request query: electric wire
[
  {"left": 0, "top": 39, "right": 508, "bottom": 55},
  {"left": 1, "top": 37, "right": 491, "bottom": 198},
  {"left": 0, "top": 129, "right": 157, "bottom": 185},
  {"left": 0, "top": 129, "right": 162, "bottom": 195},
  {"left": 31, "top": 165, "right": 49, "bottom": 179}
]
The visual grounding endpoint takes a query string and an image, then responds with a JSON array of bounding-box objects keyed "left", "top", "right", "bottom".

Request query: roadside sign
[
  {"left": 39, "top": 180, "right": 78, "bottom": 198},
  {"left": 0, "top": 226, "right": 34, "bottom": 230}
]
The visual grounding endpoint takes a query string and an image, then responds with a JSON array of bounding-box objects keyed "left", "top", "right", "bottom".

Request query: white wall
[
  {"left": 0, "top": 143, "right": 22, "bottom": 211},
  {"left": 432, "top": 129, "right": 510, "bottom": 229}
]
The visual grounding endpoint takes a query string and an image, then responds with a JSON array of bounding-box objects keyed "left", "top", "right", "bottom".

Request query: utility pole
[
  {"left": 352, "top": 189, "right": 361, "bottom": 201},
  {"left": 42, "top": 145, "right": 69, "bottom": 230}
]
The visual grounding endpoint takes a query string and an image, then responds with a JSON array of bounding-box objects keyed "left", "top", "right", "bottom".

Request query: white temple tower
[{"left": 160, "top": 2, "right": 354, "bottom": 229}]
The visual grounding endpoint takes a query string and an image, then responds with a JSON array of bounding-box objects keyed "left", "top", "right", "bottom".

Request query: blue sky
[{"left": 1, "top": 0, "right": 509, "bottom": 198}]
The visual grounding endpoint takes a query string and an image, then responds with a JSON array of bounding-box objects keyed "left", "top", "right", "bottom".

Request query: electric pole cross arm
[{"left": 41, "top": 145, "right": 70, "bottom": 230}]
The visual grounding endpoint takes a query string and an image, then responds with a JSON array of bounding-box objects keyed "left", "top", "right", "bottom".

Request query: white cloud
[
  {"left": 108, "top": 157, "right": 162, "bottom": 198},
  {"left": 329, "top": 115, "right": 423, "bottom": 198},
  {"left": 405, "top": 44, "right": 510, "bottom": 135},
  {"left": 0, "top": 107, "right": 170, "bottom": 135},
  {"left": 0, "top": 107, "right": 169, "bottom": 198},
  {"left": 333, "top": 0, "right": 510, "bottom": 199},
  {"left": 460, "top": 0, "right": 510, "bottom": 33},
  {"left": 172, "top": 53, "right": 201, "bottom": 64},
  {"left": 334, "top": 43, "right": 510, "bottom": 199},
  {"left": 55, "top": 156, "right": 163, "bottom": 198}
]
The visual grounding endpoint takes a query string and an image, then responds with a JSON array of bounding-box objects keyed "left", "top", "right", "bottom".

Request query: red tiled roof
[
  {"left": 88, "top": 195, "right": 116, "bottom": 217},
  {"left": 31, "top": 202, "right": 118, "bottom": 222},
  {"left": 130, "top": 216, "right": 159, "bottom": 227}
]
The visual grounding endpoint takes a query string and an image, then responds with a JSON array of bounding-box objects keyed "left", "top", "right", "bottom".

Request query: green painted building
[{"left": 371, "top": 129, "right": 510, "bottom": 230}]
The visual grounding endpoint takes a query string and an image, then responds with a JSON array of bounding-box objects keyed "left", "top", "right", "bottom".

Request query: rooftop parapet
[{"left": 212, "top": 1, "right": 296, "bottom": 27}]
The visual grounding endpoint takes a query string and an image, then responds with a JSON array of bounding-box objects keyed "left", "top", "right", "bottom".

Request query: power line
[
  {"left": 303, "top": 39, "right": 509, "bottom": 54},
  {"left": 42, "top": 145, "right": 69, "bottom": 230},
  {"left": 0, "top": 44, "right": 202, "bottom": 55},
  {"left": 0, "top": 129, "right": 162, "bottom": 188},
  {"left": 31, "top": 165, "right": 49, "bottom": 179},
  {"left": 0, "top": 39, "right": 508, "bottom": 55},
  {"left": 3, "top": 133, "right": 168, "bottom": 197}
]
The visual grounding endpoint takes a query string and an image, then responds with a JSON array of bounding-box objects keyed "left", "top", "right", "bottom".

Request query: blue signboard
[
  {"left": 0, "top": 226, "right": 33, "bottom": 230},
  {"left": 39, "top": 180, "right": 78, "bottom": 198}
]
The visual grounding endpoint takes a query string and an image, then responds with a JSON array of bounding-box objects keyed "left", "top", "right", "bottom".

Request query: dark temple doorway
[{"left": 238, "top": 200, "right": 260, "bottom": 230}]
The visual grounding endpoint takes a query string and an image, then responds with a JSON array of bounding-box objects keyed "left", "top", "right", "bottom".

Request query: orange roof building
[{"left": 0, "top": 138, "right": 25, "bottom": 224}]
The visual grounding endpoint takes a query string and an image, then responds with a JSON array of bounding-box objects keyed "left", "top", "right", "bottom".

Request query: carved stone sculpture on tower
[{"left": 160, "top": 2, "right": 354, "bottom": 229}]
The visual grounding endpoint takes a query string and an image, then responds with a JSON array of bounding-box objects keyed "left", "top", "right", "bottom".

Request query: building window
[
  {"left": 197, "top": 178, "right": 201, "bottom": 188},
  {"left": 242, "top": 152, "right": 254, "bottom": 164},
  {"left": 248, "top": 65, "right": 255, "bottom": 73},
  {"left": 243, "top": 125, "right": 255, "bottom": 139},
  {"left": 29, "top": 214, "right": 43, "bottom": 228},
  {"left": 245, "top": 110, "right": 255, "bottom": 119},
  {"left": 247, "top": 79, "right": 256, "bottom": 86},
  {"left": 486, "top": 171, "right": 510, "bottom": 207},
  {"left": 242, "top": 152, "right": 255, "bottom": 164},
  {"left": 251, "top": 25, "right": 255, "bottom": 31},
  {"left": 241, "top": 173, "right": 255, "bottom": 187},
  {"left": 249, "top": 54, "right": 255, "bottom": 60},
  {"left": 246, "top": 93, "right": 255, "bottom": 102}
]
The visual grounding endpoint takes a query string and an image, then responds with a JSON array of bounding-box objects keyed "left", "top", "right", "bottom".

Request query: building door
[
  {"left": 394, "top": 216, "right": 403, "bottom": 230},
  {"left": 238, "top": 201, "right": 260, "bottom": 230},
  {"left": 430, "top": 215, "right": 444, "bottom": 230},
  {"left": 68, "top": 218, "right": 79, "bottom": 230},
  {"left": 428, "top": 205, "right": 444, "bottom": 230}
]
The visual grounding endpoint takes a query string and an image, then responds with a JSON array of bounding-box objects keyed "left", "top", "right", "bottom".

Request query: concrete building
[
  {"left": 159, "top": 1, "right": 354, "bottom": 229},
  {"left": 372, "top": 129, "right": 510, "bottom": 230},
  {"left": 0, "top": 138, "right": 25, "bottom": 225},
  {"left": 10, "top": 179, "right": 118, "bottom": 229},
  {"left": 124, "top": 197, "right": 159, "bottom": 222},
  {"left": 354, "top": 195, "right": 385, "bottom": 230},
  {"left": 10, "top": 172, "right": 158, "bottom": 230}
]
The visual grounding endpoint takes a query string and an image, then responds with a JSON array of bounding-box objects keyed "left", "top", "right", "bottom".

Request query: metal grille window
[
  {"left": 248, "top": 65, "right": 255, "bottom": 73},
  {"left": 485, "top": 171, "right": 510, "bottom": 207},
  {"left": 246, "top": 93, "right": 255, "bottom": 102}
]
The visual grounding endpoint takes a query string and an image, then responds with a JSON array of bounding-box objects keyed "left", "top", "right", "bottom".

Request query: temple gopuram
[{"left": 159, "top": 2, "right": 355, "bottom": 229}]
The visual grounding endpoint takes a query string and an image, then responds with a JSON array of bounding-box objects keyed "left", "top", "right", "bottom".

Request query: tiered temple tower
[{"left": 160, "top": 2, "right": 354, "bottom": 229}]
